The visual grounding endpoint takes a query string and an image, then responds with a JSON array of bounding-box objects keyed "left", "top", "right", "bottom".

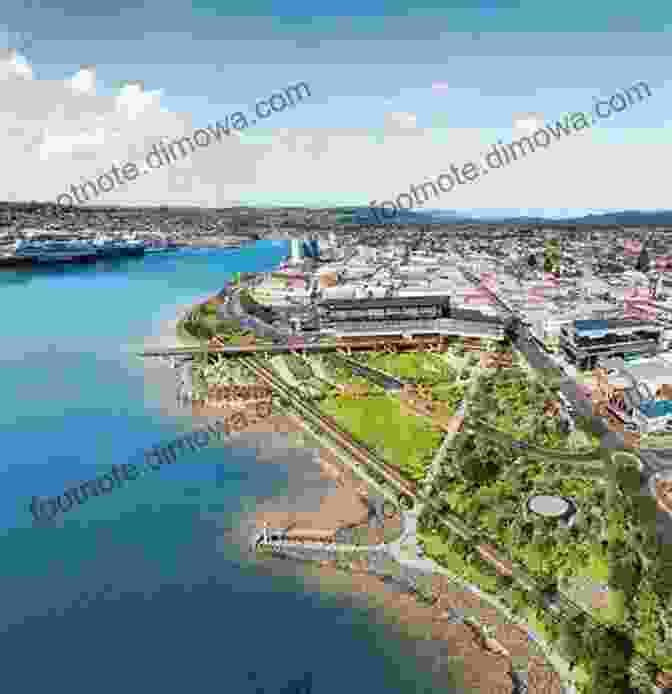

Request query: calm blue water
[{"left": 0, "top": 242, "right": 459, "bottom": 694}]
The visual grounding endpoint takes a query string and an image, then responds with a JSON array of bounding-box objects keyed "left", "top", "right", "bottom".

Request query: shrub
[{"left": 187, "top": 321, "right": 214, "bottom": 340}]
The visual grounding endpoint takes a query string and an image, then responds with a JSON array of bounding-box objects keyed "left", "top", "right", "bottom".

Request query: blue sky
[{"left": 1, "top": 0, "right": 671, "bottom": 216}]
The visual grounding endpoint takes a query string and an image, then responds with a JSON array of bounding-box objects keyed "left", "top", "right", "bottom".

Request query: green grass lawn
[
  {"left": 319, "top": 394, "right": 443, "bottom": 481},
  {"left": 363, "top": 352, "right": 456, "bottom": 383},
  {"left": 586, "top": 552, "right": 609, "bottom": 583},
  {"left": 560, "top": 553, "right": 627, "bottom": 627}
]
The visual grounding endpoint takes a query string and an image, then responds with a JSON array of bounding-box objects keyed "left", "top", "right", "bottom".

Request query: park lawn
[
  {"left": 561, "top": 564, "right": 627, "bottom": 627},
  {"left": 586, "top": 552, "right": 610, "bottom": 583},
  {"left": 364, "top": 352, "right": 430, "bottom": 380},
  {"left": 319, "top": 394, "right": 443, "bottom": 481},
  {"left": 574, "top": 551, "right": 627, "bottom": 627},
  {"left": 363, "top": 352, "right": 458, "bottom": 383}
]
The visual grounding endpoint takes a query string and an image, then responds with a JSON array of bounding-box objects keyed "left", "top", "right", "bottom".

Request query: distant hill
[
  {"left": 563, "top": 210, "right": 672, "bottom": 225},
  {"left": 343, "top": 207, "right": 672, "bottom": 227},
  {"left": 343, "top": 207, "right": 470, "bottom": 225}
]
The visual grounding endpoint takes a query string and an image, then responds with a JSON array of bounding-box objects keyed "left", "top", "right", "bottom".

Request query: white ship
[{"left": 93, "top": 233, "right": 145, "bottom": 258}]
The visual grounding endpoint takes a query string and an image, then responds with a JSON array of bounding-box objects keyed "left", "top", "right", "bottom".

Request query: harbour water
[{"left": 0, "top": 242, "right": 462, "bottom": 694}]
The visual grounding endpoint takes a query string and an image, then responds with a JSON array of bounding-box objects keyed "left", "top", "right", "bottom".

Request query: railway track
[{"left": 242, "top": 356, "right": 418, "bottom": 501}]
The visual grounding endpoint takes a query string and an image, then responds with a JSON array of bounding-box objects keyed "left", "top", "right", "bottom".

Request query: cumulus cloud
[
  {"left": 0, "top": 53, "right": 669, "bottom": 210},
  {"left": 69, "top": 65, "right": 97, "bottom": 94},
  {"left": 116, "top": 80, "right": 163, "bottom": 121},
  {"left": 512, "top": 111, "right": 544, "bottom": 133},
  {"left": 0, "top": 48, "right": 32, "bottom": 80},
  {"left": 385, "top": 111, "right": 418, "bottom": 131}
]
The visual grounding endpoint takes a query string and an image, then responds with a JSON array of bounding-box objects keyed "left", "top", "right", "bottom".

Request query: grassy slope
[{"left": 319, "top": 394, "right": 444, "bottom": 482}]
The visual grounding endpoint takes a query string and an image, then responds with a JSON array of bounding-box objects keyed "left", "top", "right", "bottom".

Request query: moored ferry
[
  {"left": 14, "top": 239, "right": 98, "bottom": 264},
  {"left": 93, "top": 233, "right": 145, "bottom": 258}
]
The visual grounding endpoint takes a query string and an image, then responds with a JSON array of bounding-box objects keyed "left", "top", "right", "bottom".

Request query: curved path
[
  {"left": 465, "top": 419, "right": 605, "bottom": 466},
  {"left": 256, "top": 510, "right": 576, "bottom": 693}
]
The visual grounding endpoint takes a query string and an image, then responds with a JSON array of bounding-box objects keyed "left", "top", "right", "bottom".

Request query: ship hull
[
  {"left": 96, "top": 246, "right": 145, "bottom": 258},
  {"left": 35, "top": 252, "right": 98, "bottom": 264}
]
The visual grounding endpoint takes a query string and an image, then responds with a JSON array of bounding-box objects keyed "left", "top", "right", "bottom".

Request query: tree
[
  {"left": 558, "top": 618, "right": 586, "bottom": 666},
  {"left": 589, "top": 627, "right": 633, "bottom": 694},
  {"left": 608, "top": 551, "right": 641, "bottom": 603},
  {"left": 650, "top": 543, "right": 672, "bottom": 602},
  {"left": 634, "top": 583, "right": 664, "bottom": 660}
]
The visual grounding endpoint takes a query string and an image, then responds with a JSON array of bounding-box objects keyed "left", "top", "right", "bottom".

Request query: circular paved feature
[{"left": 527, "top": 494, "right": 570, "bottom": 518}]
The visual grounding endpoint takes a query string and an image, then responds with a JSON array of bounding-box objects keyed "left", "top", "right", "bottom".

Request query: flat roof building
[{"left": 560, "top": 318, "right": 662, "bottom": 370}]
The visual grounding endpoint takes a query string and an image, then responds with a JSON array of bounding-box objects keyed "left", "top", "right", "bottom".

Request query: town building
[
  {"left": 559, "top": 318, "right": 663, "bottom": 370},
  {"left": 318, "top": 295, "right": 451, "bottom": 324}
]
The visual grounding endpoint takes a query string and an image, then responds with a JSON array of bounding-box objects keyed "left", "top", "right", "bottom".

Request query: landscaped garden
[
  {"left": 467, "top": 365, "right": 595, "bottom": 451},
  {"left": 420, "top": 438, "right": 672, "bottom": 692},
  {"left": 180, "top": 301, "right": 256, "bottom": 345}
]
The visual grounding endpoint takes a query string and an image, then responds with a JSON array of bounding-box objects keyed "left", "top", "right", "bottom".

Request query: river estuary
[{"left": 0, "top": 242, "right": 462, "bottom": 694}]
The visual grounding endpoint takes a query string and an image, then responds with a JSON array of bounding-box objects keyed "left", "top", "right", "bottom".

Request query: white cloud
[
  {"left": 0, "top": 59, "right": 669, "bottom": 210},
  {"left": 386, "top": 111, "right": 417, "bottom": 130},
  {"left": 39, "top": 127, "right": 108, "bottom": 159},
  {"left": 69, "top": 65, "right": 96, "bottom": 94},
  {"left": 116, "top": 81, "right": 163, "bottom": 121},
  {"left": 513, "top": 111, "right": 544, "bottom": 133},
  {"left": 0, "top": 49, "right": 32, "bottom": 80}
]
